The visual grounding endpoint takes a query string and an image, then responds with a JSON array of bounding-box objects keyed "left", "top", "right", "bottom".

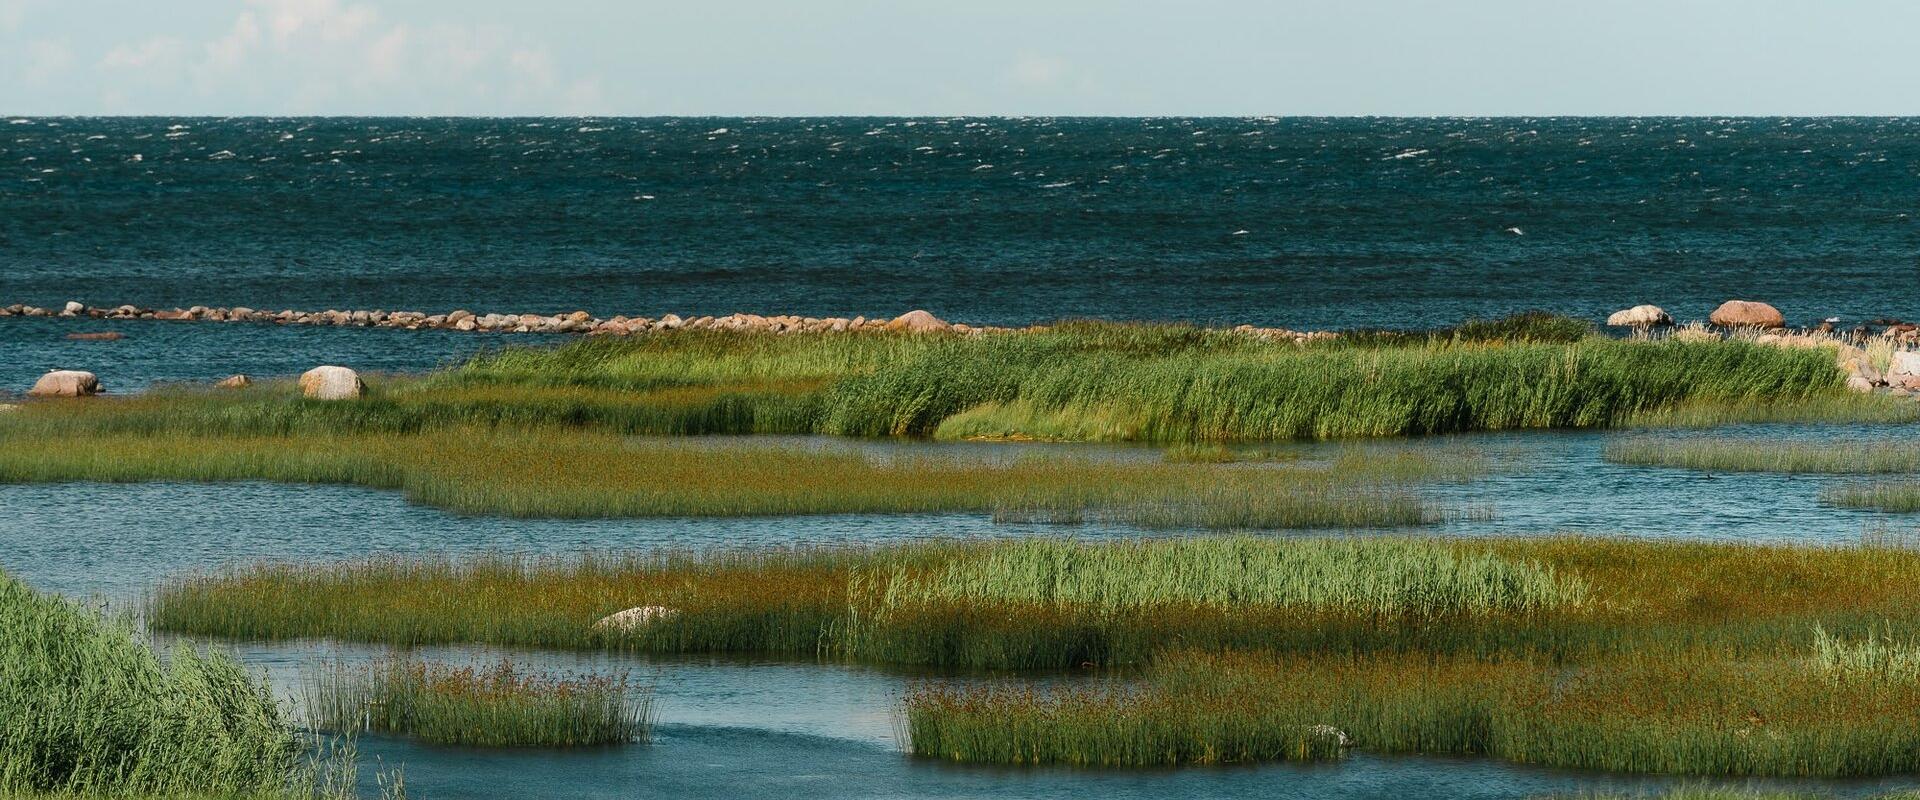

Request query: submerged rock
[
  {"left": 594, "top": 606, "right": 677, "bottom": 632},
  {"left": 64, "top": 331, "right": 124, "bottom": 341},
  {"left": 298, "top": 366, "right": 364, "bottom": 400},
  {"left": 1606, "top": 305, "right": 1672, "bottom": 328},
  {"left": 28, "top": 370, "right": 101, "bottom": 397},
  {"left": 884, "top": 309, "right": 952, "bottom": 333},
  {"left": 1709, "top": 300, "right": 1785, "bottom": 328}
]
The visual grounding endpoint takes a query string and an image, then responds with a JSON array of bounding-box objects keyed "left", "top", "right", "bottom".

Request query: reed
[
  {"left": 1822, "top": 482, "right": 1920, "bottom": 512},
  {"left": 905, "top": 647, "right": 1920, "bottom": 776},
  {"left": 1606, "top": 439, "right": 1920, "bottom": 474},
  {"left": 0, "top": 429, "right": 1470, "bottom": 525},
  {"left": 0, "top": 571, "right": 333, "bottom": 798},
  {"left": 304, "top": 659, "right": 651, "bottom": 748},
  {"left": 153, "top": 536, "right": 1920, "bottom": 670},
  {"left": 1, "top": 318, "right": 1867, "bottom": 442},
  {"left": 870, "top": 537, "right": 1584, "bottom": 616}
]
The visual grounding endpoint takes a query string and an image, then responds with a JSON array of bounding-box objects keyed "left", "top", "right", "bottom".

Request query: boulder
[
  {"left": 298, "top": 366, "right": 365, "bottom": 400},
  {"left": 884, "top": 309, "right": 952, "bottom": 334},
  {"left": 61, "top": 301, "right": 84, "bottom": 316},
  {"left": 594, "top": 606, "right": 677, "bottom": 632},
  {"left": 65, "top": 331, "right": 124, "bottom": 341},
  {"left": 1709, "top": 300, "right": 1785, "bottom": 329},
  {"left": 1887, "top": 351, "right": 1920, "bottom": 392},
  {"left": 28, "top": 370, "right": 101, "bottom": 397},
  {"left": 216, "top": 374, "right": 252, "bottom": 389},
  {"left": 1606, "top": 305, "right": 1672, "bottom": 328}
]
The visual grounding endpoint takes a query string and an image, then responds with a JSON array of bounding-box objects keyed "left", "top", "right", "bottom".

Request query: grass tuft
[{"left": 305, "top": 658, "right": 651, "bottom": 748}]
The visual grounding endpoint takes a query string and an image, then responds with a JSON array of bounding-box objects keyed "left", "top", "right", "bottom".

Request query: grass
[
  {"left": 145, "top": 535, "right": 1920, "bottom": 776},
  {"left": 0, "top": 428, "right": 1474, "bottom": 525},
  {"left": 1823, "top": 483, "right": 1920, "bottom": 513},
  {"left": 904, "top": 645, "right": 1920, "bottom": 776},
  {"left": 1606, "top": 439, "right": 1920, "bottom": 474},
  {"left": 0, "top": 570, "right": 348, "bottom": 799},
  {"left": 0, "top": 318, "right": 1880, "bottom": 443},
  {"left": 866, "top": 537, "right": 1584, "bottom": 616},
  {"left": 304, "top": 658, "right": 651, "bottom": 748}
]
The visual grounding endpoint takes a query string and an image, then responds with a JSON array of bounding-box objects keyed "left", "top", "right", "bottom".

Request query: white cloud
[{"left": 89, "top": 0, "right": 606, "bottom": 114}]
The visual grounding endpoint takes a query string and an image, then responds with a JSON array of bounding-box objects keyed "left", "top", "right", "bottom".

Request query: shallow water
[{"left": 6, "top": 424, "right": 1920, "bottom": 797}]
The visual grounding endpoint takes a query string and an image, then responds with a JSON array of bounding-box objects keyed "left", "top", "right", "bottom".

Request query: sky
[{"left": 3, "top": 0, "right": 1919, "bottom": 116}]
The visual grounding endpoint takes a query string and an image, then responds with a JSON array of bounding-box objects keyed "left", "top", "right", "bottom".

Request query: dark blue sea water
[
  {"left": 9, "top": 116, "right": 1920, "bottom": 388},
  {"left": 5, "top": 116, "right": 1919, "bottom": 329}
]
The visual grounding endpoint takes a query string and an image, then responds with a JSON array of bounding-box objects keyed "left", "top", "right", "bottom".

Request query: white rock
[
  {"left": 594, "top": 606, "right": 677, "bottom": 632},
  {"left": 27, "top": 370, "right": 101, "bottom": 397},
  {"left": 298, "top": 366, "right": 365, "bottom": 400},
  {"left": 61, "top": 301, "right": 84, "bottom": 316},
  {"left": 1605, "top": 304, "right": 1671, "bottom": 328}
]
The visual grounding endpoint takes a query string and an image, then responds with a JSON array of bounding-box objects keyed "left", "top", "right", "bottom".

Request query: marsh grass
[
  {"left": 1811, "top": 624, "right": 1920, "bottom": 682},
  {"left": 1822, "top": 483, "right": 1920, "bottom": 512},
  {"left": 147, "top": 536, "right": 1920, "bottom": 775},
  {"left": 906, "top": 647, "right": 1920, "bottom": 776},
  {"left": 0, "top": 429, "right": 1471, "bottom": 525},
  {"left": 1, "top": 320, "right": 1869, "bottom": 443},
  {"left": 868, "top": 537, "right": 1584, "bottom": 616},
  {"left": 1607, "top": 439, "right": 1920, "bottom": 474},
  {"left": 305, "top": 659, "right": 651, "bottom": 748},
  {"left": 0, "top": 571, "right": 337, "bottom": 798}
]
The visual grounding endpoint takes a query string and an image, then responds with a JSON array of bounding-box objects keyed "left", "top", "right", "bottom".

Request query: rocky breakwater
[
  {"left": 0, "top": 302, "right": 1004, "bottom": 337},
  {"left": 0, "top": 302, "right": 1334, "bottom": 345}
]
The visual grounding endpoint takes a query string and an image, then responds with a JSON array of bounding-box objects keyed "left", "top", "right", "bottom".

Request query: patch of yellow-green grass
[
  {"left": 0, "top": 428, "right": 1471, "bottom": 523},
  {"left": 1607, "top": 439, "right": 1920, "bottom": 474}
]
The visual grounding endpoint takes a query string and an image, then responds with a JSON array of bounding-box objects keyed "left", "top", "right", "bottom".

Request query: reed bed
[
  {"left": 1822, "top": 482, "right": 1920, "bottom": 512},
  {"left": 0, "top": 571, "right": 338, "bottom": 798},
  {"left": 870, "top": 537, "right": 1584, "bottom": 616},
  {"left": 152, "top": 536, "right": 1920, "bottom": 670},
  {"left": 905, "top": 646, "right": 1920, "bottom": 776},
  {"left": 0, "top": 428, "right": 1472, "bottom": 525},
  {"left": 144, "top": 536, "right": 1920, "bottom": 775},
  {"left": 305, "top": 659, "right": 651, "bottom": 748},
  {"left": 1, "top": 319, "right": 1869, "bottom": 442},
  {"left": 1606, "top": 439, "right": 1920, "bottom": 474}
]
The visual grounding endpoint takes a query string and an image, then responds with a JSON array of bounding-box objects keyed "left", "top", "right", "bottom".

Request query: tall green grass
[
  {"left": 1, "top": 320, "right": 1868, "bottom": 442},
  {"left": 305, "top": 659, "right": 651, "bottom": 748},
  {"left": 0, "top": 571, "right": 322, "bottom": 798},
  {"left": 869, "top": 537, "right": 1583, "bottom": 616}
]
